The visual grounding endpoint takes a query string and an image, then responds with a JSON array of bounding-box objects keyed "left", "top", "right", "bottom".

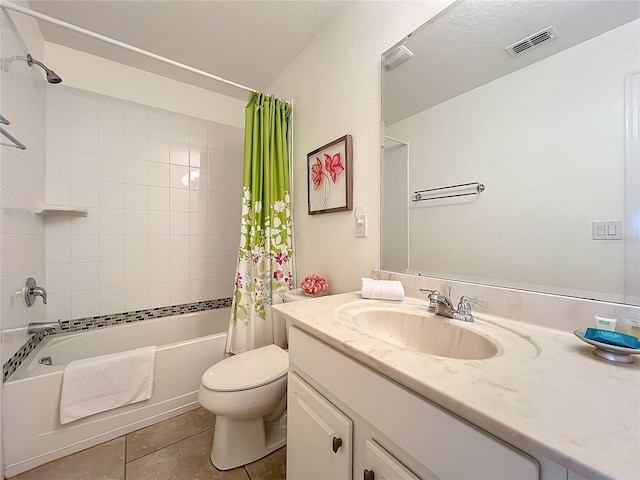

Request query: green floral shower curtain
[{"left": 226, "top": 92, "right": 293, "bottom": 354}]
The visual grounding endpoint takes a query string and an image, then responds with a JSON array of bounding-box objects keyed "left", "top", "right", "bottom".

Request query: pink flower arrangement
[{"left": 299, "top": 274, "right": 329, "bottom": 295}]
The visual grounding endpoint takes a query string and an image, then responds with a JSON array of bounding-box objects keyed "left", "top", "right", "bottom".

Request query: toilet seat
[{"left": 201, "top": 344, "right": 289, "bottom": 392}]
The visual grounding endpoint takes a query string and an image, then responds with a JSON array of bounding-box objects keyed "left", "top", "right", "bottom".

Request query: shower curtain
[{"left": 226, "top": 92, "right": 293, "bottom": 354}]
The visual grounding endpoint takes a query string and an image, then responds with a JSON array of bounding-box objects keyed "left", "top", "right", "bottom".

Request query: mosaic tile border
[
  {"left": 2, "top": 331, "right": 47, "bottom": 382},
  {"left": 3, "top": 298, "right": 232, "bottom": 382}
]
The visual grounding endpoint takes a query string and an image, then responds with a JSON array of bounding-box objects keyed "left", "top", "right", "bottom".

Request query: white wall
[
  {"left": 35, "top": 43, "right": 247, "bottom": 321},
  {"left": 44, "top": 43, "right": 246, "bottom": 129},
  {"left": 1, "top": 5, "right": 47, "bottom": 474},
  {"left": 1, "top": 10, "right": 46, "bottom": 364},
  {"left": 387, "top": 20, "right": 640, "bottom": 298},
  {"left": 43, "top": 86, "right": 242, "bottom": 321},
  {"left": 268, "top": 1, "right": 453, "bottom": 293}
]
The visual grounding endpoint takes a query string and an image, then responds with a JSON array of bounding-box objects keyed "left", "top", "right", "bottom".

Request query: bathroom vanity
[
  {"left": 273, "top": 292, "right": 640, "bottom": 480},
  {"left": 288, "top": 327, "right": 538, "bottom": 480}
]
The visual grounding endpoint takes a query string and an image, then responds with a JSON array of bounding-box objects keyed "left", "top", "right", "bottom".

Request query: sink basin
[{"left": 337, "top": 302, "right": 498, "bottom": 360}]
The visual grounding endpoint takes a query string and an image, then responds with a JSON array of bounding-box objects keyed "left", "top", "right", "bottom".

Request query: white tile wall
[
  {"left": 1, "top": 11, "right": 47, "bottom": 364},
  {"left": 44, "top": 87, "right": 242, "bottom": 321}
]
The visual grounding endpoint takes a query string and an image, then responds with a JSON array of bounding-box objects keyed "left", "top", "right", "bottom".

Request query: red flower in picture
[
  {"left": 311, "top": 157, "right": 323, "bottom": 190},
  {"left": 273, "top": 270, "right": 284, "bottom": 281},
  {"left": 324, "top": 153, "right": 344, "bottom": 183}
]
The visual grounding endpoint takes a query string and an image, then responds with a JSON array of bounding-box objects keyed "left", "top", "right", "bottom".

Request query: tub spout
[{"left": 27, "top": 320, "right": 62, "bottom": 335}]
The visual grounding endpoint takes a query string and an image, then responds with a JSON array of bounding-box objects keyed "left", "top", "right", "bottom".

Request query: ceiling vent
[{"left": 505, "top": 26, "right": 556, "bottom": 57}]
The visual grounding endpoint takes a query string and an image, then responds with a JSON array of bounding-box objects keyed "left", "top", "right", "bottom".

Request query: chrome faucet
[
  {"left": 24, "top": 277, "right": 47, "bottom": 305},
  {"left": 27, "top": 320, "right": 62, "bottom": 334},
  {"left": 420, "top": 286, "right": 486, "bottom": 322}
]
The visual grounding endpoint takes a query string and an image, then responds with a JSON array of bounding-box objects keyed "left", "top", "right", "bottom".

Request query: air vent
[{"left": 506, "top": 26, "right": 556, "bottom": 57}]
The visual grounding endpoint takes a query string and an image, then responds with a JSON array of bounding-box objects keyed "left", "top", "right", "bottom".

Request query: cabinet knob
[
  {"left": 364, "top": 469, "right": 375, "bottom": 480},
  {"left": 332, "top": 436, "right": 343, "bottom": 453}
]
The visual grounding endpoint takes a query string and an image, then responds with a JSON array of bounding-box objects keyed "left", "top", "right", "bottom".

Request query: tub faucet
[
  {"left": 420, "top": 286, "right": 487, "bottom": 322},
  {"left": 27, "top": 320, "right": 62, "bottom": 335}
]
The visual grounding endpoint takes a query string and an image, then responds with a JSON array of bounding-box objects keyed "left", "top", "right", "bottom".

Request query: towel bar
[{"left": 413, "top": 182, "right": 484, "bottom": 202}]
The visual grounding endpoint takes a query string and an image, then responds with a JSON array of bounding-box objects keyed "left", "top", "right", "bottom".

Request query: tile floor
[{"left": 9, "top": 408, "right": 286, "bottom": 480}]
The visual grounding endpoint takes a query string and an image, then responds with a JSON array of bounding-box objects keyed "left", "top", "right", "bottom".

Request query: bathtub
[{"left": 3, "top": 308, "right": 230, "bottom": 477}]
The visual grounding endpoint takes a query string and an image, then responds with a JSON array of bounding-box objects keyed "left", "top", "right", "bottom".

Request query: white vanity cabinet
[
  {"left": 288, "top": 372, "right": 353, "bottom": 479},
  {"left": 288, "top": 326, "right": 539, "bottom": 480}
]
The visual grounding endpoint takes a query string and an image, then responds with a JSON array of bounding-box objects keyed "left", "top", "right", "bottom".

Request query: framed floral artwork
[{"left": 307, "top": 134, "right": 353, "bottom": 214}]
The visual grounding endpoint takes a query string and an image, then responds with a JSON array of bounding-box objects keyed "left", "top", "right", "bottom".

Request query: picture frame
[{"left": 307, "top": 134, "right": 353, "bottom": 215}]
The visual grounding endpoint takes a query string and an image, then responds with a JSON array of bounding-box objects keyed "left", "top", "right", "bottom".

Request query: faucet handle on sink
[
  {"left": 457, "top": 296, "right": 487, "bottom": 315},
  {"left": 419, "top": 289, "right": 439, "bottom": 313},
  {"left": 419, "top": 288, "right": 439, "bottom": 294}
]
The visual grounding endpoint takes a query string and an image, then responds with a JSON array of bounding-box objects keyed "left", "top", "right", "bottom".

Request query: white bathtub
[{"left": 3, "top": 308, "right": 230, "bottom": 477}]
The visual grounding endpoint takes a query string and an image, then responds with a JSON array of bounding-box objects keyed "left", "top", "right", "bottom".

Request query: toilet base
[{"left": 211, "top": 415, "right": 287, "bottom": 470}]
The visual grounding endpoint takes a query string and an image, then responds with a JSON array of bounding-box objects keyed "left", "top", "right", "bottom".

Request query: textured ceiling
[
  {"left": 384, "top": 0, "right": 640, "bottom": 125},
  {"left": 28, "top": 0, "right": 350, "bottom": 100}
]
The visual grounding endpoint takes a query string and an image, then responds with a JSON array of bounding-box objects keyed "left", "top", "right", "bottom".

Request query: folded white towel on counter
[
  {"left": 361, "top": 278, "right": 405, "bottom": 301},
  {"left": 60, "top": 346, "right": 156, "bottom": 425}
]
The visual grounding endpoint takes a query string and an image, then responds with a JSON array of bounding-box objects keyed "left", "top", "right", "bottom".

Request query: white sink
[{"left": 337, "top": 301, "right": 498, "bottom": 360}]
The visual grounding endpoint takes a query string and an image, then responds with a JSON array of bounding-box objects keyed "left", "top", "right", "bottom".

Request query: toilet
[{"left": 198, "top": 344, "right": 289, "bottom": 470}]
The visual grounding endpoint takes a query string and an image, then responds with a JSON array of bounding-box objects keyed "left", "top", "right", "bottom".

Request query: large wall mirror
[{"left": 381, "top": 0, "right": 640, "bottom": 305}]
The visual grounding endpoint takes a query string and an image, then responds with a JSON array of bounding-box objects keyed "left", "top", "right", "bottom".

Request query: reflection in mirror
[{"left": 381, "top": 0, "right": 640, "bottom": 305}]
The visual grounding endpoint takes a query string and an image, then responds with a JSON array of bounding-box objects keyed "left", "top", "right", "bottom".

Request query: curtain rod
[{"left": 0, "top": 0, "right": 259, "bottom": 95}]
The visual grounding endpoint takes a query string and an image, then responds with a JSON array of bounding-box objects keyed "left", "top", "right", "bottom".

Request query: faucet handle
[
  {"left": 419, "top": 288, "right": 439, "bottom": 295},
  {"left": 419, "top": 289, "right": 439, "bottom": 313},
  {"left": 24, "top": 277, "right": 48, "bottom": 306},
  {"left": 457, "top": 296, "right": 487, "bottom": 315}
]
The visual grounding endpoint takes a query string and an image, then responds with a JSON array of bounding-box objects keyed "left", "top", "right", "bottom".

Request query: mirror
[{"left": 381, "top": 0, "right": 640, "bottom": 305}]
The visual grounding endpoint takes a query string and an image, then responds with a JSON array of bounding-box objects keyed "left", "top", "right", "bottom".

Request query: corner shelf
[{"left": 35, "top": 203, "right": 88, "bottom": 217}]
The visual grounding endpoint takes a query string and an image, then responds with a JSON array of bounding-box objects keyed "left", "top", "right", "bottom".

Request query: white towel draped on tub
[{"left": 60, "top": 346, "right": 156, "bottom": 425}]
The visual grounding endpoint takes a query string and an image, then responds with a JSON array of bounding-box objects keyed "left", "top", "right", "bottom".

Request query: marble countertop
[{"left": 272, "top": 292, "right": 640, "bottom": 480}]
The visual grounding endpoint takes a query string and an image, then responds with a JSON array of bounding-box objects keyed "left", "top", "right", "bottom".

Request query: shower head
[{"left": 26, "top": 54, "right": 62, "bottom": 84}]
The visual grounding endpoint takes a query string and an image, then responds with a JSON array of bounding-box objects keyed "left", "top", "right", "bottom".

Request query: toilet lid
[{"left": 201, "top": 344, "right": 289, "bottom": 392}]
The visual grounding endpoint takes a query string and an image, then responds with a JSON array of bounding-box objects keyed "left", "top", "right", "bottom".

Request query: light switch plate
[{"left": 592, "top": 221, "right": 622, "bottom": 240}]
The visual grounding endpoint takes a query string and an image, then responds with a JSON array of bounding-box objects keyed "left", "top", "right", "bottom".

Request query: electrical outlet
[{"left": 356, "top": 214, "right": 367, "bottom": 238}]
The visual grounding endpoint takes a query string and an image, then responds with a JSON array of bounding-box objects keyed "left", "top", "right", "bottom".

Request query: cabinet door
[
  {"left": 363, "top": 439, "right": 427, "bottom": 480},
  {"left": 288, "top": 372, "right": 353, "bottom": 480}
]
